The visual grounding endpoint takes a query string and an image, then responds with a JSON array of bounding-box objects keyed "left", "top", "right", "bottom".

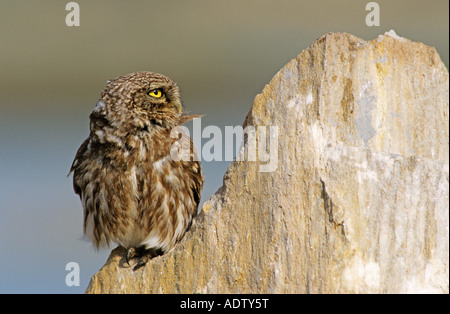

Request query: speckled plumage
[{"left": 69, "top": 72, "right": 203, "bottom": 270}]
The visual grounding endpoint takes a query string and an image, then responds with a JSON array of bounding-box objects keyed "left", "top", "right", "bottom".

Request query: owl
[{"left": 69, "top": 72, "right": 203, "bottom": 270}]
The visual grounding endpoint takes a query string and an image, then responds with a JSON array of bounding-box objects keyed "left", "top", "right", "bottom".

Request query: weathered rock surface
[{"left": 86, "top": 31, "right": 449, "bottom": 294}]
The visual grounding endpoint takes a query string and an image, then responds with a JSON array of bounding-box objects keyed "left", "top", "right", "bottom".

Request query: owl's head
[{"left": 93, "top": 71, "right": 183, "bottom": 132}]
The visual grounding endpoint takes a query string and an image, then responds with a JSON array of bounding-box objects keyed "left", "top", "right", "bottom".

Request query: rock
[{"left": 85, "top": 31, "right": 449, "bottom": 294}]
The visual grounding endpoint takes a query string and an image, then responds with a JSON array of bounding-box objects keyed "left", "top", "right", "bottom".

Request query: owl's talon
[
  {"left": 133, "top": 255, "right": 149, "bottom": 271},
  {"left": 126, "top": 247, "right": 137, "bottom": 266}
]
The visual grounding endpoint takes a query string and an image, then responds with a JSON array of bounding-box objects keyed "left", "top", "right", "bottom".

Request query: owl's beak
[{"left": 174, "top": 100, "right": 182, "bottom": 113}]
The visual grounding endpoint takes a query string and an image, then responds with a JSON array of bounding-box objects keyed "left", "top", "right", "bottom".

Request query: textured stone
[{"left": 85, "top": 31, "right": 449, "bottom": 294}]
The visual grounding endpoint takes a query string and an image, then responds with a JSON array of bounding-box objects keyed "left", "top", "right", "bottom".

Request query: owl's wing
[
  {"left": 68, "top": 138, "right": 89, "bottom": 196},
  {"left": 188, "top": 137, "right": 204, "bottom": 217},
  {"left": 175, "top": 118, "right": 204, "bottom": 216},
  {"left": 191, "top": 161, "right": 203, "bottom": 214}
]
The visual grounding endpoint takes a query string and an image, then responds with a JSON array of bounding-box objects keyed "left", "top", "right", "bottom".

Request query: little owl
[{"left": 69, "top": 72, "right": 203, "bottom": 270}]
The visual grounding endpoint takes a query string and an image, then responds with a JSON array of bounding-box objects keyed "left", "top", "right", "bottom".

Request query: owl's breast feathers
[{"left": 70, "top": 112, "right": 203, "bottom": 251}]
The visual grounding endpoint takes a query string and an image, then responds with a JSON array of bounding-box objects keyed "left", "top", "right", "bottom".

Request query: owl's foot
[
  {"left": 124, "top": 247, "right": 163, "bottom": 271},
  {"left": 125, "top": 247, "right": 138, "bottom": 267},
  {"left": 133, "top": 248, "right": 164, "bottom": 271},
  {"left": 133, "top": 254, "right": 149, "bottom": 271}
]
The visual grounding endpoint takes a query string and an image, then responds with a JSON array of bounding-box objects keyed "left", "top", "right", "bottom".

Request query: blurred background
[{"left": 0, "top": 0, "right": 448, "bottom": 293}]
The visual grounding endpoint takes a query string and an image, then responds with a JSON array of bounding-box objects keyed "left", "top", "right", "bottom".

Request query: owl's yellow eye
[{"left": 148, "top": 89, "right": 163, "bottom": 98}]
